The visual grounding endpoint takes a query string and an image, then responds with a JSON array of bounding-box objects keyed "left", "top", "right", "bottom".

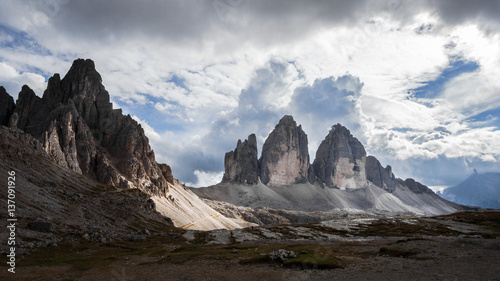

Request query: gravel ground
[{"left": 2, "top": 235, "right": 499, "bottom": 281}]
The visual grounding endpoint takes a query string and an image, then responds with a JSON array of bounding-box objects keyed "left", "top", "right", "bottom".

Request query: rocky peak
[
  {"left": 403, "top": 178, "right": 434, "bottom": 194},
  {"left": 3, "top": 59, "right": 173, "bottom": 196},
  {"left": 222, "top": 134, "right": 259, "bottom": 185},
  {"left": 365, "top": 156, "right": 397, "bottom": 192},
  {"left": 0, "top": 86, "right": 15, "bottom": 126},
  {"left": 13, "top": 85, "right": 44, "bottom": 132},
  {"left": 259, "top": 115, "right": 312, "bottom": 186},
  {"left": 312, "top": 124, "right": 367, "bottom": 189}
]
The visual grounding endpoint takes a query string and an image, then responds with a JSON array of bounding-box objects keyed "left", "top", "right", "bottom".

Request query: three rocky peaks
[{"left": 222, "top": 115, "right": 432, "bottom": 194}]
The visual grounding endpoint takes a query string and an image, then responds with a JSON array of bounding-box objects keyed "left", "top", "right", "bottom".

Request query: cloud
[
  {"left": 146, "top": 58, "right": 366, "bottom": 186},
  {"left": 1, "top": 0, "right": 499, "bottom": 188},
  {"left": 0, "top": 61, "right": 46, "bottom": 98}
]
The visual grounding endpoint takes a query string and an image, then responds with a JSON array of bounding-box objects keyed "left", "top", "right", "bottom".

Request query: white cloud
[
  {"left": 0, "top": 61, "right": 46, "bottom": 98},
  {"left": 186, "top": 170, "right": 224, "bottom": 188}
]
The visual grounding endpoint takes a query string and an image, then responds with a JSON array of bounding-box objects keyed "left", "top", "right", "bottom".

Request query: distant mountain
[
  {"left": 438, "top": 172, "right": 500, "bottom": 209},
  {"left": 193, "top": 115, "right": 466, "bottom": 216},
  {"left": 0, "top": 59, "right": 250, "bottom": 230}
]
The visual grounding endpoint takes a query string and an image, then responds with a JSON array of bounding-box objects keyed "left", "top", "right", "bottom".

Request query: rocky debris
[
  {"left": 130, "top": 235, "right": 147, "bottom": 242},
  {"left": 222, "top": 134, "right": 259, "bottom": 185},
  {"left": 269, "top": 249, "right": 296, "bottom": 261},
  {"left": 207, "top": 229, "right": 232, "bottom": 245},
  {"left": 0, "top": 86, "right": 15, "bottom": 125},
  {"left": 231, "top": 229, "right": 261, "bottom": 243},
  {"left": 259, "top": 115, "right": 313, "bottom": 186},
  {"left": 2, "top": 59, "right": 172, "bottom": 197},
  {"left": 27, "top": 221, "right": 52, "bottom": 232},
  {"left": 365, "top": 156, "right": 397, "bottom": 192},
  {"left": 200, "top": 197, "right": 344, "bottom": 226},
  {"left": 312, "top": 124, "right": 367, "bottom": 189},
  {"left": 259, "top": 228, "right": 283, "bottom": 239}
]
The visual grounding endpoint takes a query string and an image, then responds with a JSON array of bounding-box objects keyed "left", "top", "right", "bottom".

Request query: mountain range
[
  {"left": 0, "top": 59, "right": 479, "bottom": 239},
  {"left": 438, "top": 171, "right": 500, "bottom": 209}
]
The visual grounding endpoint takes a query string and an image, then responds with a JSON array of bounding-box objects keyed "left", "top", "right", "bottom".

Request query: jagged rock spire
[
  {"left": 2, "top": 59, "right": 173, "bottom": 196},
  {"left": 222, "top": 134, "right": 259, "bottom": 185}
]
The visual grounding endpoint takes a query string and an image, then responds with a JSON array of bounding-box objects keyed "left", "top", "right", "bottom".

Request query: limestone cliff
[
  {"left": 312, "top": 124, "right": 367, "bottom": 189},
  {"left": 259, "top": 115, "right": 312, "bottom": 186},
  {"left": 222, "top": 134, "right": 259, "bottom": 185}
]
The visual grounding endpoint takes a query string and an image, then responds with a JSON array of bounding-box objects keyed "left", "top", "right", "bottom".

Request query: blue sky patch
[
  {"left": 467, "top": 107, "right": 500, "bottom": 128},
  {"left": 0, "top": 24, "right": 52, "bottom": 56},
  {"left": 168, "top": 74, "right": 186, "bottom": 89},
  {"left": 114, "top": 95, "right": 184, "bottom": 133},
  {"left": 411, "top": 59, "right": 479, "bottom": 99}
]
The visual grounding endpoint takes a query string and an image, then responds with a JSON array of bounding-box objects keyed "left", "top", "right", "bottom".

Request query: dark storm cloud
[
  {"left": 31, "top": 0, "right": 382, "bottom": 49},
  {"left": 52, "top": 1, "right": 216, "bottom": 43},
  {"left": 433, "top": 0, "right": 500, "bottom": 27},
  {"left": 19, "top": 0, "right": 500, "bottom": 51}
]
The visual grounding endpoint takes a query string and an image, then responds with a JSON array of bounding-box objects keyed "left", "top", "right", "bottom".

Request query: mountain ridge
[
  {"left": 439, "top": 172, "right": 500, "bottom": 209},
  {"left": 0, "top": 58, "right": 249, "bottom": 230}
]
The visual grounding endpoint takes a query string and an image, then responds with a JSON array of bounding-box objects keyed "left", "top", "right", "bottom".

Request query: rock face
[
  {"left": 222, "top": 134, "right": 259, "bottom": 185},
  {"left": 365, "top": 156, "right": 397, "bottom": 193},
  {"left": 259, "top": 115, "right": 312, "bottom": 186},
  {"left": 4, "top": 59, "right": 173, "bottom": 196},
  {"left": 312, "top": 124, "right": 367, "bottom": 189},
  {"left": 0, "top": 86, "right": 15, "bottom": 126},
  {"left": 403, "top": 178, "right": 434, "bottom": 194}
]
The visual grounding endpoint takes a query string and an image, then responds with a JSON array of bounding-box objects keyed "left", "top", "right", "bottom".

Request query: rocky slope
[
  {"left": 0, "top": 125, "right": 173, "bottom": 254},
  {"left": 438, "top": 171, "right": 500, "bottom": 209},
  {"left": 0, "top": 59, "right": 248, "bottom": 231}
]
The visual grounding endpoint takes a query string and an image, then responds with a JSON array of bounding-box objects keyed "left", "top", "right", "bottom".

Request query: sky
[{"left": 1, "top": 0, "right": 499, "bottom": 190}]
